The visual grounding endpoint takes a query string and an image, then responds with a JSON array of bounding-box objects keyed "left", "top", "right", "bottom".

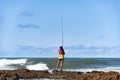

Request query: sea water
[{"left": 0, "top": 58, "right": 120, "bottom": 72}]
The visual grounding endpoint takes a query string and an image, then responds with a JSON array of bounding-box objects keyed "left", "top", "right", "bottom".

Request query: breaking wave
[
  {"left": 0, "top": 59, "right": 49, "bottom": 70},
  {"left": 1, "top": 58, "right": 120, "bottom": 72}
]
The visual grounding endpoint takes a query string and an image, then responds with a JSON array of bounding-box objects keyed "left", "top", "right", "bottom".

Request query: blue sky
[{"left": 0, "top": 0, "right": 120, "bottom": 57}]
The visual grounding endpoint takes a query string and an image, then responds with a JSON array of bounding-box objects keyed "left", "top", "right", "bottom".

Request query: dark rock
[{"left": 0, "top": 69, "right": 120, "bottom": 80}]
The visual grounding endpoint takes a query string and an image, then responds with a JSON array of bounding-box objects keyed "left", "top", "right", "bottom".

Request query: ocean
[{"left": 0, "top": 58, "right": 120, "bottom": 72}]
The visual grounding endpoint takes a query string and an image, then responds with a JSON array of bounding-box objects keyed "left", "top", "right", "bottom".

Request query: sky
[{"left": 0, "top": 0, "right": 120, "bottom": 57}]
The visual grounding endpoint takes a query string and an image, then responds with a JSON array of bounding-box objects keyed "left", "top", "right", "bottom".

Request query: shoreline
[{"left": 0, "top": 69, "right": 120, "bottom": 80}]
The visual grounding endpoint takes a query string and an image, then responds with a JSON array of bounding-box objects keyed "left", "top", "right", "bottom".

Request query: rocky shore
[{"left": 0, "top": 69, "right": 120, "bottom": 80}]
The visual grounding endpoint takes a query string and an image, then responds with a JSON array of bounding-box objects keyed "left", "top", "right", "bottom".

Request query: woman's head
[{"left": 60, "top": 46, "right": 63, "bottom": 49}]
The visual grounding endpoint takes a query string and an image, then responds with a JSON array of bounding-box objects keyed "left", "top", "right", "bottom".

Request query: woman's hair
[
  {"left": 60, "top": 46, "right": 63, "bottom": 49},
  {"left": 59, "top": 46, "right": 65, "bottom": 55}
]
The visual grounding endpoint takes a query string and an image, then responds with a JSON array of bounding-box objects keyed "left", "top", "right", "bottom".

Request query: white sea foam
[
  {"left": 26, "top": 63, "right": 49, "bottom": 70},
  {"left": 0, "top": 59, "right": 27, "bottom": 66},
  {"left": 65, "top": 67, "right": 120, "bottom": 73},
  {"left": 0, "top": 59, "right": 49, "bottom": 70},
  {"left": 0, "top": 59, "right": 27, "bottom": 70}
]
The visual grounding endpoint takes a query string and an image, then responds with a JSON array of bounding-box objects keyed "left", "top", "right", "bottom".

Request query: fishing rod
[{"left": 61, "top": 17, "right": 64, "bottom": 46}]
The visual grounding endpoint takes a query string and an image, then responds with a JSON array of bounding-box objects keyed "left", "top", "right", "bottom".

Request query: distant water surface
[{"left": 0, "top": 58, "right": 120, "bottom": 72}]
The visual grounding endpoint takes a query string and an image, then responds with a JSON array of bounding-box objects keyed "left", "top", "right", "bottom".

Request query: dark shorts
[{"left": 58, "top": 59, "right": 64, "bottom": 61}]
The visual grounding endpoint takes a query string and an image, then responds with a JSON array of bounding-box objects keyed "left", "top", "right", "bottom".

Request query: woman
[{"left": 56, "top": 46, "right": 65, "bottom": 71}]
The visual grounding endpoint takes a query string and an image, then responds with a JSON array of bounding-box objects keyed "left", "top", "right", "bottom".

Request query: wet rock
[{"left": 0, "top": 69, "right": 120, "bottom": 80}]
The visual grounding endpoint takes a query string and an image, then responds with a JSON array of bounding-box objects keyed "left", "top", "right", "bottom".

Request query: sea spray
[
  {"left": 0, "top": 59, "right": 49, "bottom": 70},
  {"left": 26, "top": 63, "right": 49, "bottom": 70},
  {"left": 0, "top": 59, "right": 27, "bottom": 66},
  {"left": 0, "top": 59, "right": 27, "bottom": 70}
]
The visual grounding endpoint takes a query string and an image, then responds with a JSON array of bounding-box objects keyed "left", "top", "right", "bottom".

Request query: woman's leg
[
  {"left": 60, "top": 60, "right": 64, "bottom": 71},
  {"left": 56, "top": 59, "right": 60, "bottom": 70}
]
